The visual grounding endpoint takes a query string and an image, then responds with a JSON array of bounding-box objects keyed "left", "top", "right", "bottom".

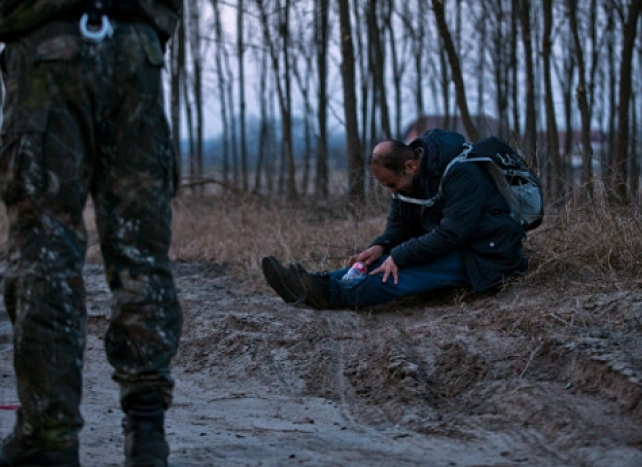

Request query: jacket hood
[{"left": 409, "top": 128, "right": 466, "bottom": 195}]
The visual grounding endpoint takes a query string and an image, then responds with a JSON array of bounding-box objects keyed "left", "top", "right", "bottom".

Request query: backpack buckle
[{"left": 79, "top": 13, "right": 114, "bottom": 42}]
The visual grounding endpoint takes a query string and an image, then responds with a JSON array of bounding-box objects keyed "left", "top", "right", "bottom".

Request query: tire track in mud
[
  {"left": 310, "top": 311, "right": 441, "bottom": 432},
  {"left": 319, "top": 313, "right": 361, "bottom": 430}
]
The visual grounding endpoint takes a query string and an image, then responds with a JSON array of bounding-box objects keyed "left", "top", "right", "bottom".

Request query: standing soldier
[{"left": 0, "top": 1, "right": 183, "bottom": 466}]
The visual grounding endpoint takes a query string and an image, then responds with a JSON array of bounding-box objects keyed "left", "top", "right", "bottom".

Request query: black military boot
[
  {"left": 292, "top": 263, "right": 332, "bottom": 309},
  {"left": 0, "top": 433, "right": 79, "bottom": 467},
  {"left": 122, "top": 391, "right": 169, "bottom": 467}
]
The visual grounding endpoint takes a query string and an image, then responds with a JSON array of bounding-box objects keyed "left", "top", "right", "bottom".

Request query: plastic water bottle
[{"left": 341, "top": 261, "right": 368, "bottom": 283}]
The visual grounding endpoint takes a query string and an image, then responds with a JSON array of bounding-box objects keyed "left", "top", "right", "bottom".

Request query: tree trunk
[
  {"left": 568, "top": 0, "right": 594, "bottom": 202},
  {"left": 438, "top": 47, "right": 450, "bottom": 128},
  {"left": 254, "top": 51, "right": 269, "bottom": 193},
  {"left": 611, "top": 0, "right": 642, "bottom": 204},
  {"left": 489, "top": 0, "right": 508, "bottom": 137},
  {"left": 474, "top": 6, "right": 486, "bottom": 119},
  {"left": 430, "top": 0, "right": 479, "bottom": 140},
  {"left": 367, "top": 0, "right": 391, "bottom": 139},
  {"left": 169, "top": 13, "right": 184, "bottom": 188},
  {"left": 189, "top": 0, "right": 203, "bottom": 187},
  {"left": 520, "top": 0, "right": 537, "bottom": 168},
  {"left": 237, "top": 0, "right": 248, "bottom": 191},
  {"left": 510, "top": 0, "right": 520, "bottom": 137},
  {"left": 351, "top": 2, "right": 369, "bottom": 156},
  {"left": 290, "top": 22, "right": 314, "bottom": 196},
  {"left": 543, "top": 0, "right": 562, "bottom": 200},
  {"left": 629, "top": 95, "right": 639, "bottom": 197},
  {"left": 213, "top": 2, "right": 230, "bottom": 187},
  {"left": 605, "top": 10, "right": 616, "bottom": 192},
  {"left": 552, "top": 24, "right": 575, "bottom": 188},
  {"left": 384, "top": 0, "right": 403, "bottom": 138},
  {"left": 338, "top": 0, "right": 364, "bottom": 202},
  {"left": 315, "top": 0, "right": 330, "bottom": 199},
  {"left": 256, "top": 0, "right": 297, "bottom": 200}
]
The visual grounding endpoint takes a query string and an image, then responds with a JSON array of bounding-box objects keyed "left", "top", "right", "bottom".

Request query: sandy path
[{"left": 1, "top": 262, "right": 641, "bottom": 466}]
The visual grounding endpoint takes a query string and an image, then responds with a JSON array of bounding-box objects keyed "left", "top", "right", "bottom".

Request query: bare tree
[
  {"left": 367, "top": 0, "right": 392, "bottom": 139},
  {"left": 212, "top": 1, "right": 231, "bottom": 186},
  {"left": 542, "top": 0, "right": 562, "bottom": 200},
  {"left": 397, "top": 0, "right": 429, "bottom": 132},
  {"left": 351, "top": 1, "right": 369, "bottom": 153},
  {"left": 182, "top": 1, "right": 195, "bottom": 184},
  {"left": 611, "top": 0, "right": 642, "bottom": 204},
  {"left": 338, "top": 0, "right": 365, "bottom": 202},
  {"left": 473, "top": 4, "right": 487, "bottom": 120},
  {"left": 253, "top": 51, "right": 269, "bottom": 193},
  {"left": 630, "top": 22, "right": 642, "bottom": 198},
  {"left": 487, "top": 0, "right": 510, "bottom": 135},
  {"left": 188, "top": 0, "right": 204, "bottom": 184},
  {"left": 315, "top": 0, "right": 330, "bottom": 199},
  {"left": 430, "top": 0, "right": 479, "bottom": 140},
  {"left": 169, "top": 12, "right": 185, "bottom": 186},
  {"left": 385, "top": 0, "right": 410, "bottom": 138},
  {"left": 519, "top": 0, "right": 537, "bottom": 167},
  {"left": 603, "top": 8, "right": 617, "bottom": 186},
  {"left": 568, "top": 0, "right": 595, "bottom": 202},
  {"left": 552, "top": 16, "right": 576, "bottom": 185},
  {"left": 237, "top": 0, "right": 249, "bottom": 191},
  {"left": 256, "top": 0, "right": 297, "bottom": 199},
  {"left": 290, "top": 3, "right": 316, "bottom": 195},
  {"left": 176, "top": 0, "right": 640, "bottom": 206},
  {"left": 509, "top": 0, "right": 520, "bottom": 137}
]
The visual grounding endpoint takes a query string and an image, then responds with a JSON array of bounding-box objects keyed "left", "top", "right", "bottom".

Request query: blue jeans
[{"left": 327, "top": 252, "right": 470, "bottom": 308}]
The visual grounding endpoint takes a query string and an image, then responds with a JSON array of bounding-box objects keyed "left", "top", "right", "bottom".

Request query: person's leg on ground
[
  {"left": 290, "top": 252, "right": 468, "bottom": 310},
  {"left": 327, "top": 252, "right": 469, "bottom": 308}
]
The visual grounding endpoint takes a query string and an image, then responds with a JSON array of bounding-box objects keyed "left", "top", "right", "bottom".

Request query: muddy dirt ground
[{"left": 1, "top": 261, "right": 641, "bottom": 466}]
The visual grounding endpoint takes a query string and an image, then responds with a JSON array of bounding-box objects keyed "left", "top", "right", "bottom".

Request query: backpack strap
[
  {"left": 437, "top": 144, "right": 520, "bottom": 215},
  {"left": 435, "top": 142, "right": 473, "bottom": 194},
  {"left": 391, "top": 192, "right": 442, "bottom": 207},
  {"left": 390, "top": 142, "right": 518, "bottom": 212}
]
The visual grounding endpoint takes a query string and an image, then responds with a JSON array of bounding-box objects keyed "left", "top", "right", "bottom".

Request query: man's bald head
[{"left": 369, "top": 140, "right": 420, "bottom": 176}]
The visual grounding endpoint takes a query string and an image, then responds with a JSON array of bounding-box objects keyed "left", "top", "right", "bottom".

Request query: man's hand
[
  {"left": 370, "top": 255, "right": 399, "bottom": 285},
  {"left": 347, "top": 245, "right": 384, "bottom": 267}
]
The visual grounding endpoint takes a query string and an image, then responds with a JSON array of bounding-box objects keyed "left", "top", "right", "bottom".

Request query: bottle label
[{"left": 351, "top": 261, "right": 367, "bottom": 274}]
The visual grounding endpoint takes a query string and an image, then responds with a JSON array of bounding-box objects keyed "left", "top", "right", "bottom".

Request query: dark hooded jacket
[
  {"left": 0, "top": 0, "right": 181, "bottom": 43},
  {"left": 371, "top": 128, "right": 527, "bottom": 291}
]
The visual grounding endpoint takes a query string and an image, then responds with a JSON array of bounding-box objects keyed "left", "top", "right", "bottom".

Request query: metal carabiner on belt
[{"left": 79, "top": 13, "right": 114, "bottom": 42}]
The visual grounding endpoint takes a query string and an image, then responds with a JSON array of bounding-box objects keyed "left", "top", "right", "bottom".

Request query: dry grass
[
  {"left": 2, "top": 195, "right": 642, "bottom": 294},
  {"left": 168, "top": 193, "right": 387, "bottom": 288},
  {"left": 523, "top": 202, "right": 642, "bottom": 286}
]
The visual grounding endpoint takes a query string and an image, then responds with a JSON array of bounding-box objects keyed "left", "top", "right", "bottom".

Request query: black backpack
[{"left": 442, "top": 137, "right": 544, "bottom": 231}]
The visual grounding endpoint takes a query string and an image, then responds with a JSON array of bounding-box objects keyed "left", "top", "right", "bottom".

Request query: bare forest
[{"left": 175, "top": 0, "right": 641, "bottom": 207}]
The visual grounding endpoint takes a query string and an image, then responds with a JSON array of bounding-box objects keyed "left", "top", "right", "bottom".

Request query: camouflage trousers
[{"left": 0, "top": 19, "right": 182, "bottom": 448}]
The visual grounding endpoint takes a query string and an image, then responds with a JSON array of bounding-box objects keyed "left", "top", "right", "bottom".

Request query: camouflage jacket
[{"left": 0, "top": 0, "right": 181, "bottom": 43}]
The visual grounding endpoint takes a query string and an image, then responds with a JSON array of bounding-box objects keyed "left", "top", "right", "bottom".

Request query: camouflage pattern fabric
[
  {"left": 0, "top": 19, "right": 182, "bottom": 448},
  {"left": 0, "top": 0, "right": 181, "bottom": 44}
]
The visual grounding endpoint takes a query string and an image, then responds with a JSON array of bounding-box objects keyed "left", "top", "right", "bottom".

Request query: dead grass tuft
[
  {"left": 167, "top": 193, "right": 386, "bottom": 289},
  {"left": 523, "top": 202, "right": 642, "bottom": 286}
]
